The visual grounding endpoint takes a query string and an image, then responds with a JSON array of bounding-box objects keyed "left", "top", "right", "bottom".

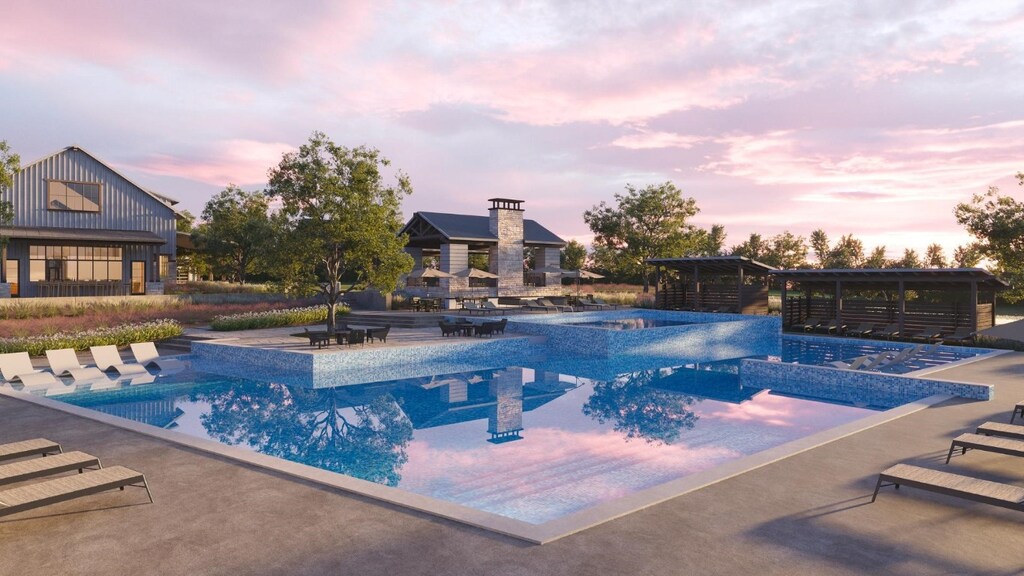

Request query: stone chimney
[{"left": 488, "top": 198, "right": 525, "bottom": 289}]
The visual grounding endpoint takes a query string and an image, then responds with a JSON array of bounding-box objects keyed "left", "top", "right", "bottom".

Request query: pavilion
[{"left": 648, "top": 256, "right": 775, "bottom": 314}]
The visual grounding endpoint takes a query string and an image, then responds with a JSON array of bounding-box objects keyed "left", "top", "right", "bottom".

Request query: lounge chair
[
  {"left": 827, "top": 355, "right": 871, "bottom": 370},
  {"left": 522, "top": 299, "right": 556, "bottom": 313},
  {"left": 872, "top": 463, "right": 1024, "bottom": 512},
  {"left": 89, "top": 346, "right": 149, "bottom": 376},
  {"left": 481, "top": 301, "right": 504, "bottom": 315},
  {"left": 946, "top": 433, "right": 1024, "bottom": 463},
  {"left": 367, "top": 325, "right": 391, "bottom": 343},
  {"left": 45, "top": 349, "right": 108, "bottom": 382},
  {"left": 911, "top": 327, "right": 944, "bottom": 343},
  {"left": 0, "top": 451, "right": 101, "bottom": 486},
  {"left": 859, "top": 352, "right": 895, "bottom": 371},
  {"left": 875, "top": 345, "right": 924, "bottom": 369},
  {"left": 130, "top": 342, "right": 188, "bottom": 371},
  {"left": 0, "top": 352, "right": 60, "bottom": 386},
  {"left": 873, "top": 323, "right": 901, "bottom": 340},
  {"left": 846, "top": 323, "right": 877, "bottom": 338},
  {"left": 815, "top": 319, "right": 846, "bottom": 335},
  {"left": 798, "top": 317, "right": 824, "bottom": 332},
  {"left": 0, "top": 439, "right": 62, "bottom": 462},
  {"left": 976, "top": 422, "right": 1024, "bottom": 441},
  {"left": 302, "top": 328, "right": 332, "bottom": 349},
  {"left": 462, "top": 301, "right": 487, "bottom": 315},
  {"left": 1013, "top": 402, "right": 1024, "bottom": 424},
  {"left": 537, "top": 298, "right": 574, "bottom": 312},
  {"left": 0, "top": 465, "right": 153, "bottom": 518},
  {"left": 943, "top": 327, "right": 976, "bottom": 346}
]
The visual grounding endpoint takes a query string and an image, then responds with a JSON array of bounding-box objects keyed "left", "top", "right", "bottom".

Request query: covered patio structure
[
  {"left": 648, "top": 256, "right": 775, "bottom": 314},
  {"left": 773, "top": 268, "right": 1008, "bottom": 334}
]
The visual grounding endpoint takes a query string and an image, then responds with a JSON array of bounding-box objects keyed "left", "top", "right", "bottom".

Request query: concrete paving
[{"left": 3, "top": 354, "right": 1024, "bottom": 575}]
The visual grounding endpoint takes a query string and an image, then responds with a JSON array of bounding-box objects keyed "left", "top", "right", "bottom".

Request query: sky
[{"left": 2, "top": 1, "right": 1022, "bottom": 260}]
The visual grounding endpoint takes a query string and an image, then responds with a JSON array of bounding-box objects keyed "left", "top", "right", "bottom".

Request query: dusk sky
[{"left": 2, "top": 1, "right": 1022, "bottom": 259}]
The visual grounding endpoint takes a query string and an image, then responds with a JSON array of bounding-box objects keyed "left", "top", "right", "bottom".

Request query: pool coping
[{"left": 0, "top": 385, "right": 957, "bottom": 544}]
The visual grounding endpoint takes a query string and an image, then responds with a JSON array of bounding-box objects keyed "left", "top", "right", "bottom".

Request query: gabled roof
[
  {"left": 20, "top": 146, "right": 180, "bottom": 214},
  {"left": 771, "top": 267, "right": 1008, "bottom": 288},
  {"left": 646, "top": 256, "right": 776, "bottom": 275},
  {"left": 400, "top": 211, "right": 566, "bottom": 247}
]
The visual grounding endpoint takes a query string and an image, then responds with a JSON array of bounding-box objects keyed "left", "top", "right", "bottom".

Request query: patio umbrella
[
  {"left": 454, "top": 267, "right": 499, "bottom": 279},
  {"left": 408, "top": 268, "right": 454, "bottom": 279},
  {"left": 533, "top": 266, "right": 571, "bottom": 274},
  {"left": 563, "top": 269, "right": 605, "bottom": 300}
]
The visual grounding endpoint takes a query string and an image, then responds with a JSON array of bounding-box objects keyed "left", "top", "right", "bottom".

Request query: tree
[
  {"left": 810, "top": 230, "right": 865, "bottom": 268},
  {"left": 584, "top": 182, "right": 708, "bottom": 292},
  {"left": 560, "top": 239, "right": 587, "bottom": 270},
  {"left": 0, "top": 141, "right": 20, "bottom": 284},
  {"left": 193, "top": 185, "right": 273, "bottom": 284},
  {"left": 694, "top": 224, "right": 727, "bottom": 257},
  {"left": 925, "top": 243, "right": 946, "bottom": 268},
  {"left": 895, "top": 248, "right": 923, "bottom": 268},
  {"left": 176, "top": 209, "right": 196, "bottom": 233},
  {"left": 768, "top": 231, "right": 809, "bottom": 269},
  {"left": 953, "top": 243, "right": 983, "bottom": 268},
  {"left": 730, "top": 233, "right": 768, "bottom": 262},
  {"left": 864, "top": 245, "right": 888, "bottom": 268},
  {"left": 582, "top": 370, "right": 700, "bottom": 445},
  {"left": 955, "top": 174, "right": 1024, "bottom": 301},
  {"left": 267, "top": 132, "right": 414, "bottom": 332}
]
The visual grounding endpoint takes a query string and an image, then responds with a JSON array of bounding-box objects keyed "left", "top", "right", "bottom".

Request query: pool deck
[{"left": 4, "top": 350, "right": 1024, "bottom": 574}]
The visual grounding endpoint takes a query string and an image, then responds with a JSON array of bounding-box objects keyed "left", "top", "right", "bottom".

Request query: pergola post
[
  {"left": 737, "top": 263, "right": 745, "bottom": 314},
  {"left": 834, "top": 280, "right": 842, "bottom": 327},
  {"left": 969, "top": 280, "right": 978, "bottom": 330},
  {"left": 694, "top": 264, "right": 701, "bottom": 311},
  {"left": 654, "top": 265, "right": 661, "bottom": 308},
  {"left": 897, "top": 280, "right": 906, "bottom": 334},
  {"left": 780, "top": 279, "right": 788, "bottom": 326}
]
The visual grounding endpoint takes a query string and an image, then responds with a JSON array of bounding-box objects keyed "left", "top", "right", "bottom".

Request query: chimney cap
[{"left": 488, "top": 198, "right": 525, "bottom": 211}]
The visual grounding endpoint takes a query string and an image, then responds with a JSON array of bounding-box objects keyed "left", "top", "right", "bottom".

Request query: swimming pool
[
  {"left": 45, "top": 362, "right": 903, "bottom": 525},
  {"left": 562, "top": 317, "right": 696, "bottom": 330}
]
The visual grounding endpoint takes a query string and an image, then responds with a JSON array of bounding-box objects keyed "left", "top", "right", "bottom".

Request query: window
[
  {"left": 29, "top": 245, "right": 123, "bottom": 281},
  {"left": 47, "top": 180, "right": 101, "bottom": 212},
  {"left": 159, "top": 254, "right": 170, "bottom": 280}
]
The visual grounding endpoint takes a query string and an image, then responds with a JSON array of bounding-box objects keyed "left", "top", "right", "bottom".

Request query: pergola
[
  {"left": 773, "top": 268, "right": 1008, "bottom": 333},
  {"left": 647, "top": 256, "right": 775, "bottom": 314}
]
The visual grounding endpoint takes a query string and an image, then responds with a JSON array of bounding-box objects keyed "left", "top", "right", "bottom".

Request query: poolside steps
[{"left": 157, "top": 334, "right": 215, "bottom": 353}]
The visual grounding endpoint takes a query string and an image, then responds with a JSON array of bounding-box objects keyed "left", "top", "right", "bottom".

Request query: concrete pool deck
[{"left": 2, "top": 352, "right": 1024, "bottom": 574}]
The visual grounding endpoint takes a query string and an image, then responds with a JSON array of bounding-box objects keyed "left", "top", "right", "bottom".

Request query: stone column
[{"left": 489, "top": 205, "right": 524, "bottom": 292}]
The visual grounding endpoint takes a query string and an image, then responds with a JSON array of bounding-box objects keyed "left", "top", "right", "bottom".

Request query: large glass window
[
  {"left": 159, "top": 254, "right": 170, "bottom": 281},
  {"left": 47, "top": 180, "right": 101, "bottom": 212},
  {"left": 29, "top": 245, "right": 123, "bottom": 281}
]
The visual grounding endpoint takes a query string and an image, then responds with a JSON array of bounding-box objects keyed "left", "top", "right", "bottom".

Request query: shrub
[
  {"left": 974, "top": 335, "right": 1024, "bottom": 352},
  {"left": 209, "top": 304, "right": 348, "bottom": 331},
  {"left": 0, "top": 319, "right": 183, "bottom": 356}
]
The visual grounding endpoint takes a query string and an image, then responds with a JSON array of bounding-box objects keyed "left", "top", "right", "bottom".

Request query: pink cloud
[{"left": 127, "top": 139, "right": 296, "bottom": 188}]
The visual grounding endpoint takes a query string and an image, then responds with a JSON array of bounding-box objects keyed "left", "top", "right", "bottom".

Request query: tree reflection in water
[
  {"left": 582, "top": 370, "right": 700, "bottom": 445},
  {"left": 192, "top": 381, "right": 413, "bottom": 486}
]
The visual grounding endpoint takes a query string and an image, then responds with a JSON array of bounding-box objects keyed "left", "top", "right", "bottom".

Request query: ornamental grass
[
  {"left": 209, "top": 304, "right": 348, "bottom": 331},
  {"left": 0, "top": 319, "right": 183, "bottom": 356}
]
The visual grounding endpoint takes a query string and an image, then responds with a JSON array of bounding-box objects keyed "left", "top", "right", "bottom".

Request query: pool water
[
  {"left": 778, "top": 337, "right": 982, "bottom": 373},
  {"left": 564, "top": 318, "right": 696, "bottom": 330},
  {"left": 53, "top": 363, "right": 902, "bottom": 524}
]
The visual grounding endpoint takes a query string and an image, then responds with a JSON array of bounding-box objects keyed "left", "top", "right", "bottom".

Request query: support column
[
  {"left": 969, "top": 280, "right": 978, "bottom": 330},
  {"left": 737, "top": 264, "right": 744, "bottom": 314},
  {"left": 897, "top": 280, "right": 906, "bottom": 334},
  {"left": 440, "top": 243, "right": 469, "bottom": 297},
  {"left": 694, "top": 264, "right": 701, "bottom": 311},
  {"left": 780, "top": 280, "right": 788, "bottom": 326},
  {"left": 834, "top": 279, "right": 842, "bottom": 329}
]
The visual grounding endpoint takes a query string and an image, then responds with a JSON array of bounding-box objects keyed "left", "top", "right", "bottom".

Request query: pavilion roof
[
  {"left": 646, "top": 256, "right": 776, "bottom": 275},
  {"left": 771, "top": 267, "right": 1008, "bottom": 289},
  {"left": 400, "top": 211, "right": 565, "bottom": 249}
]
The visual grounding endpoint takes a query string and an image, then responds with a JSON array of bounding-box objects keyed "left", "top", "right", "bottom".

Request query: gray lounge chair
[
  {"left": 522, "top": 300, "right": 556, "bottom": 313},
  {"left": 874, "top": 323, "right": 901, "bottom": 340},
  {"left": 815, "top": 319, "right": 845, "bottom": 334},
  {"left": 537, "top": 298, "right": 573, "bottom": 312},
  {"left": 89, "top": 346, "right": 149, "bottom": 376},
  {"left": 0, "top": 451, "right": 101, "bottom": 486},
  {"left": 872, "top": 463, "right": 1024, "bottom": 512},
  {"left": 943, "top": 327, "right": 975, "bottom": 345},
  {"left": 0, "top": 439, "right": 62, "bottom": 462},
  {"left": 1013, "top": 401, "right": 1024, "bottom": 424},
  {"left": 946, "top": 433, "right": 1024, "bottom": 463},
  {"left": 0, "top": 465, "right": 153, "bottom": 517},
  {"left": 481, "top": 301, "right": 504, "bottom": 314},
  {"left": 45, "top": 348, "right": 108, "bottom": 382},
  {"left": 846, "top": 323, "right": 877, "bottom": 338},
  {"left": 130, "top": 342, "right": 188, "bottom": 372},
  {"left": 798, "top": 317, "right": 824, "bottom": 332},
  {"left": 462, "top": 301, "right": 487, "bottom": 315},
  {"left": 827, "top": 355, "right": 871, "bottom": 370},
  {"left": 976, "top": 422, "right": 1024, "bottom": 441}
]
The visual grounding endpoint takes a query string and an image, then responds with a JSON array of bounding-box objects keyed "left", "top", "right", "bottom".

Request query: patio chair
[
  {"left": 367, "top": 325, "right": 391, "bottom": 344},
  {"left": 873, "top": 323, "right": 901, "bottom": 340},
  {"left": 798, "top": 317, "right": 824, "bottom": 332},
  {"left": 438, "top": 321, "right": 460, "bottom": 337},
  {"left": 976, "top": 422, "right": 1024, "bottom": 441},
  {"left": 0, "top": 451, "right": 101, "bottom": 486},
  {"left": 89, "top": 346, "right": 150, "bottom": 376},
  {"left": 871, "top": 463, "right": 1024, "bottom": 512},
  {"left": 0, "top": 439, "right": 62, "bottom": 463},
  {"left": 908, "top": 327, "right": 944, "bottom": 343},
  {"left": 0, "top": 352, "right": 60, "bottom": 386},
  {"left": 491, "top": 318, "right": 508, "bottom": 335},
  {"left": 946, "top": 433, "right": 1024, "bottom": 464},
  {"left": 943, "top": 327, "right": 976, "bottom": 346},
  {"left": 0, "top": 465, "right": 153, "bottom": 518},
  {"left": 346, "top": 330, "right": 366, "bottom": 346},
  {"left": 301, "top": 328, "right": 332, "bottom": 349},
  {"left": 130, "top": 342, "right": 188, "bottom": 372},
  {"left": 475, "top": 322, "right": 496, "bottom": 337},
  {"left": 845, "top": 323, "right": 877, "bottom": 338},
  {"left": 45, "top": 349, "right": 108, "bottom": 383}
]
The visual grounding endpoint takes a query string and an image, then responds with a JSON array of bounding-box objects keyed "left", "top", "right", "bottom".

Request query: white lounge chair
[
  {"left": 0, "top": 352, "right": 60, "bottom": 386},
  {"left": 89, "top": 346, "right": 149, "bottom": 376},
  {"left": 45, "top": 349, "right": 109, "bottom": 382},
  {"left": 130, "top": 342, "right": 186, "bottom": 372},
  {"left": 0, "top": 465, "right": 153, "bottom": 517},
  {"left": 828, "top": 355, "right": 871, "bottom": 370}
]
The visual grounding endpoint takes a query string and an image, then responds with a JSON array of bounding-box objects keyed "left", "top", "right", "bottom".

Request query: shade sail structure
[{"left": 454, "top": 268, "right": 499, "bottom": 279}]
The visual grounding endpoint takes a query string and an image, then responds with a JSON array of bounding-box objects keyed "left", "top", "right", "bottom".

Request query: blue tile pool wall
[
  {"left": 739, "top": 358, "right": 993, "bottom": 402},
  {"left": 783, "top": 333, "right": 993, "bottom": 362},
  {"left": 507, "top": 310, "right": 781, "bottom": 361},
  {"left": 192, "top": 337, "right": 547, "bottom": 388}
]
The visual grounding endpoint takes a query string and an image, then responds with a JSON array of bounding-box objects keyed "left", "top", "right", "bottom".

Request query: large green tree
[
  {"left": 584, "top": 182, "right": 710, "bottom": 292},
  {"left": 925, "top": 243, "right": 947, "bottom": 268},
  {"left": 810, "top": 230, "right": 865, "bottom": 268},
  {"left": 267, "top": 132, "right": 414, "bottom": 331},
  {"left": 193, "top": 185, "right": 273, "bottom": 284},
  {"left": 955, "top": 173, "right": 1024, "bottom": 301},
  {"left": 0, "top": 141, "right": 20, "bottom": 284},
  {"left": 560, "top": 239, "right": 588, "bottom": 270}
]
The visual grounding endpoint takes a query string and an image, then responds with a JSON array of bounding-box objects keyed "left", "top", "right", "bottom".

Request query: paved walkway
[{"left": 3, "top": 354, "right": 1024, "bottom": 575}]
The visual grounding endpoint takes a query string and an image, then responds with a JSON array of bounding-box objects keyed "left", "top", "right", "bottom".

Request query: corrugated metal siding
[{"left": 10, "top": 148, "right": 177, "bottom": 255}]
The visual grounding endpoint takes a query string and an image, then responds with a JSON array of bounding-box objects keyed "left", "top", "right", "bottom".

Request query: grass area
[
  {"left": 165, "top": 281, "right": 274, "bottom": 294},
  {"left": 210, "top": 305, "right": 349, "bottom": 331},
  {"left": 0, "top": 298, "right": 320, "bottom": 337}
]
